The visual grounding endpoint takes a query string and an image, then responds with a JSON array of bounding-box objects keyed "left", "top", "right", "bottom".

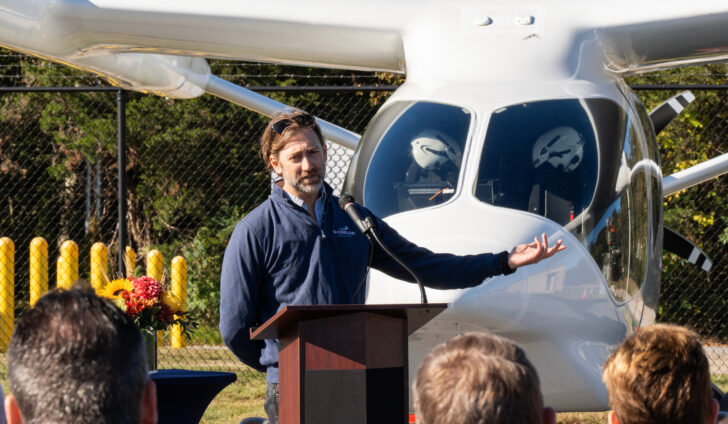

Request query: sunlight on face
[{"left": 271, "top": 128, "right": 327, "bottom": 198}]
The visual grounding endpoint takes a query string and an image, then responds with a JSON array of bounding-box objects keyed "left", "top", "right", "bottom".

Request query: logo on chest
[{"left": 332, "top": 226, "right": 357, "bottom": 237}]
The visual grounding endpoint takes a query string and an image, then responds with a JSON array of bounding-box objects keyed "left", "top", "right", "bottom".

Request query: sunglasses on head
[{"left": 271, "top": 113, "right": 316, "bottom": 135}]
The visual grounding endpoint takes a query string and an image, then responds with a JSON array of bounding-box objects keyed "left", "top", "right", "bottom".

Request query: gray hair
[{"left": 7, "top": 287, "right": 148, "bottom": 424}]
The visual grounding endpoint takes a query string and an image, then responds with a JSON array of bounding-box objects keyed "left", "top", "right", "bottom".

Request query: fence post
[
  {"left": 117, "top": 89, "right": 128, "bottom": 278},
  {"left": 171, "top": 256, "right": 187, "bottom": 348},
  {"left": 146, "top": 249, "right": 164, "bottom": 347},
  {"left": 57, "top": 240, "right": 78, "bottom": 290},
  {"left": 125, "top": 246, "right": 136, "bottom": 277},
  {"left": 90, "top": 242, "right": 108, "bottom": 292},
  {"left": 0, "top": 237, "right": 14, "bottom": 351},
  {"left": 29, "top": 237, "right": 48, "bottom": 306}
]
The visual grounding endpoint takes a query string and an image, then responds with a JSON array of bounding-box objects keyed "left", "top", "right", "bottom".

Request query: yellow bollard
[
  {"left": 0, "top": 237, "right": 14, "bottom": 351},
  {"left": 29, "top": 237, "right": 48, "bottom": 306},
  {"left": 57, "top": 240, "right": 78, "bottom": 290},
  {"left": 171, "top": 256, "right": 187, "bottom": 348},
  {"left": 90, "top": 242, "right": 108, "bottom": 293},
  {"left": 124, "top": 246, "right": 136, "bottom": 277},
  {"left": 146, "top": 250, "right": 164, "bottom": 346},
  {"left": 146, "top": 249, "right": 163, "bottom": 281}
]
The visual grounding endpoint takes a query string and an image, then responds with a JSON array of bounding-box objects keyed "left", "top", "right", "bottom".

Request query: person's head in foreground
[
  {"left": 413, "top": 332, "right": 555, "bottom": 424},
  {"left": 260, "top": 109, "right": 327, "bottom": 200},
  {"left": 602, "top": 323, "right": 719, "bottom": 424},
  {"left": 4, "top": 287, "right": 157, "bottom": 424}
]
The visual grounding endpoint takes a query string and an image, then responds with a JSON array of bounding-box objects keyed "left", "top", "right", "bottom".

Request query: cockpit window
[
  {"left": 475, "top": 99, "right": 601, "bottom": 226},
  {"left": 344, "top": 101, "right": 471, "bottom": 218},
  {"left": 475, "top": 98, "right": 651, "bottom": 302}
]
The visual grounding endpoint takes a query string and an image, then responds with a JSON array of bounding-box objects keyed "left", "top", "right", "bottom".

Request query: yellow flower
[
  {"left": 161, "top": 291, "right": 183, "bottom": 313},
  {"left": 99, "top": 278, "right": 133, "bottom": 299}
]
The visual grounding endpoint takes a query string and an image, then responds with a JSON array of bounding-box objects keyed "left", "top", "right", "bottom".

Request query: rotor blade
[
  {"left": 662, "top": 152, "right": 728, "bottom": 196},
  {"left": 663, "top": 227, "right": 712, "bottom": 271},
  {"left": 649, "top": 91, "right": 695, "bottom": 135}
]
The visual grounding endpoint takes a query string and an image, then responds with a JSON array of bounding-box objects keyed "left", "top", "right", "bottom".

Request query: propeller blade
[
  {"left": 649, "top": 91, "right": 695, "bottom": 135},
  {"left": 663, "top": 226, "right": 712, "bottom": 271}
]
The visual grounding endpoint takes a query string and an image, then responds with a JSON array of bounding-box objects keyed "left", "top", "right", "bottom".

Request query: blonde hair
[
  {"left": 260, "top": 109, "right": 324, "bottom": 171},
  {"left": 413, "top": 333, "right": 543, "bottom": 424},
  {"left": 602, "top": 324, "right": 713, "bottom": 424}
]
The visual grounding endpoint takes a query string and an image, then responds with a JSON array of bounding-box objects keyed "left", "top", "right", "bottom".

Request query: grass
[
  {"left": 715, "top": 374, "right": 728, "bottom": 392},
  {"left": 556, "top": 412, "right": 608, "bottom": 423},
  {"left": 156, "top": 346, "right": 266, "bottom": 423},
  {"left": 198, "top": 370, "right": 266, "bottom": 423}
]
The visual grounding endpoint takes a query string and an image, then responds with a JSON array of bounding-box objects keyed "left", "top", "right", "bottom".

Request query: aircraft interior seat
[{"left": 528, "top": 183, "right": 573, "bottom": 225}]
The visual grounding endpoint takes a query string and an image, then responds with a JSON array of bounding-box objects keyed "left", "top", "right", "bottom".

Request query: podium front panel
[
  {"left": 304, "top": 368, "right": 405, "bottom": 424},
  {"left": 302, "top": 312, "right": 405, "bottom": 370},
  {"left": 262, "top": 305, "right": 446, "bottom": 424}
]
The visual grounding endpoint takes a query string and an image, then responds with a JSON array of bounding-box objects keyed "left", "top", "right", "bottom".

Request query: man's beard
[{"left": 283, "top": 164, "right": 326, "bottom": 195}]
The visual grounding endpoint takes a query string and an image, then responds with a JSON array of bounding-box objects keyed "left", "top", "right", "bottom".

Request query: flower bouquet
[{"left": 100, "top": 275, "right": 194, "bottom": 370}]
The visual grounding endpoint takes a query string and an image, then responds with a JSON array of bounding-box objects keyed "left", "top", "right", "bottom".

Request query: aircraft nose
[
  {"left": 366, "top": 203, "right": 609, "bottom": 315},
  {"left": 372, "top": 204, "right": 629, "bottom": 414}
]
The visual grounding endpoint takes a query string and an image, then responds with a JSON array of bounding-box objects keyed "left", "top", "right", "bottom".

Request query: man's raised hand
[{"left": 507, "top": 233, "right": 565, "bottom": 270}]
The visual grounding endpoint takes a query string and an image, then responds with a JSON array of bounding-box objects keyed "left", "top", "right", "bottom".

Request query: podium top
[{"left": 250, "top": 303, "right": 448, "bottom": 340}]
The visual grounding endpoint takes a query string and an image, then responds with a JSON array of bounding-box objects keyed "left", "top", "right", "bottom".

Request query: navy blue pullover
[{"left": 219, "top": 182, "right": 513, "bottom": 383}]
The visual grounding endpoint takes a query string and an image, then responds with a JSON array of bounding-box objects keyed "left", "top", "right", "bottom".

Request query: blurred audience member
[
  {"left": 602, "top": 323, "right": 719, "bottom": 424},
  {"left": 413, "top": 332, "right": 555, "bottom": 424},
  {"left": 4, "top": 287, "right": 157, "bottom": 424}
]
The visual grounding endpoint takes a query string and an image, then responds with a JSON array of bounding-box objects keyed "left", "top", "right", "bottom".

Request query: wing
[
  {"left": 3, "top": 0, "right": 728, "bottom": 86},
  {"left": 594, "top": 1, "right": 728, "bottom": 73},
  {"left": 0, "top": 0, "right": 406, "bottom": 73}
]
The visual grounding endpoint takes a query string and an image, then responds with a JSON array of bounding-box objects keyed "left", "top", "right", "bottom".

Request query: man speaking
[{"left": 220, "top": 109, "right": 564, "bottom": 423}]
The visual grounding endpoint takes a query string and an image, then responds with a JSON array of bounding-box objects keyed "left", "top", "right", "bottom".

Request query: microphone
[
  {"left": 338, "top": 194, "right": 376, "bottom": 234},
  {"left": 338, "top": 194, "right": 428, "bottom": 304}
]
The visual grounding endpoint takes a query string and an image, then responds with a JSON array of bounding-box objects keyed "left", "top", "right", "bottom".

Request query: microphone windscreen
[{"left": 339, "top": 194, "right": 355, "bottom": 210}]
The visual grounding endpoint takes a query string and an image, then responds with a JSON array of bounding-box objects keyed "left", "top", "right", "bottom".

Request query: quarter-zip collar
[
  {"left": 280, "top": 185, "right": 326, "bottom": 228},
  {"left": 272, "top": 181, "right": 330, "bottom": 229}
]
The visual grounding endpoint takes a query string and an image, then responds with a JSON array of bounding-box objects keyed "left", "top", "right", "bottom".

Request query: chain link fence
[
  {"left": 0, "top": 52, "right": 391, "bottom": 386},
  {"left": 632, "top": 82, "right": 728, "bottom": 377},
  {"left": 1, "top": 51, "right": 728, "bottom": 404}
]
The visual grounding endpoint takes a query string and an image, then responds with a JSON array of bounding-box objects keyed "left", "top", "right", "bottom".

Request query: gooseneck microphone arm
[{"left": 339, "top": 195, "right": 428, "bottom": 304}]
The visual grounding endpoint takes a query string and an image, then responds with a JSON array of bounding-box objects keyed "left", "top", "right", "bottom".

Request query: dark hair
[
  {"left": 260, "top": 109, "right": 325, "bottom": 171},
  {"left": 7, "top": 287, "right": 147, "bottom": 424}
]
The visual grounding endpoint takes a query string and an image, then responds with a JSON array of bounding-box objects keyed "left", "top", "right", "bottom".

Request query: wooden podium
[{"left": 250, "top": 304, "right": 447, "bottom": 424}]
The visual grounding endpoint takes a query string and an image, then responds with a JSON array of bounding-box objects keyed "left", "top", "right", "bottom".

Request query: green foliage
[
  {"left": 628, "top": 64, "right": 728, "bottom": 340},
  {"left": 1, "top": 49, "right": 389, "bottom": 332},
  {"left": 181, "top": 206, "right": 246, "bottom": 325}
]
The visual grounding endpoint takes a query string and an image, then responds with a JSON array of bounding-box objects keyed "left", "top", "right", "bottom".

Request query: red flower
[
  {"left": 156, "top": 303, "right": 175, "bottom": 325},
  {"left": 125, "top": 297, "right": 143, "bottom": 315},
  {"left": 102, "top": 269, "right": 193, "bottom": 334},
  {"left": 125, "top": 296, "right": 155, "bottom": 315},
  {"left": 132, "top": 276, "right": 163, "bottom": 300}
]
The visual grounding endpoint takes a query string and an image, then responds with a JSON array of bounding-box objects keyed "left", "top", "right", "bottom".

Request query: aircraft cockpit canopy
[
  {"left": 345, "top": 101, "right": 471, "bottom": 218},
  {"left": 345, "top": 97, "right": 658, "bottom": 302},
  {"left": 475, "top": 99, "right": 602, "bottom": 227},
  {"left": 478, "top": 97, "right": 658, "bottom": 301}
]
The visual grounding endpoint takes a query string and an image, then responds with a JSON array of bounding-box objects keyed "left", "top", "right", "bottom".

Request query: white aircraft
[{"left": 2, "top": 0, "right": 728, "bottom": 413}]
